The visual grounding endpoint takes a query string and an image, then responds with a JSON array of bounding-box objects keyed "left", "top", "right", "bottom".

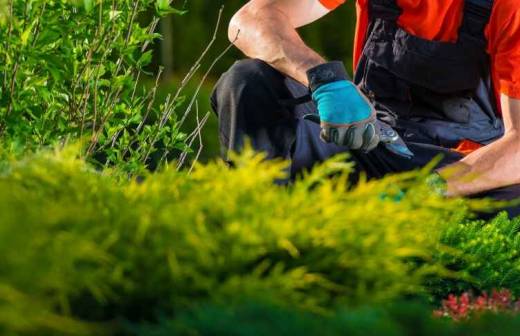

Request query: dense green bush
[
  {"left": 429, "top": 214, "right": 520, "bottom": 298},
  {"left": 1, "top": 146, "right": 518, "bottom": 335},
  {"left": 0, "top": 0, "right": 193, "bottom": 173}
]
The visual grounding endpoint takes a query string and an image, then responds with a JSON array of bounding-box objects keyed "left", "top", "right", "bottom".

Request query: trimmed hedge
[{"left": 0, "top": 147, "right": 519, "bottom": 335}]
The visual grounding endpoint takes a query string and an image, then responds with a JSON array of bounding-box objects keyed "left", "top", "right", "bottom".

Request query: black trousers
[{"left": 211, "top": 59, "right": 520, "bottom": 218}]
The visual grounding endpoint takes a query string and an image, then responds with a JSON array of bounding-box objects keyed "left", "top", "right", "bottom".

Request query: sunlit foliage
[
  {"left": 0, "top": 147, "right": 518, "bottom": 334},
  {"left": 0, "top": 0, "right": 186, "bottom": 173}
]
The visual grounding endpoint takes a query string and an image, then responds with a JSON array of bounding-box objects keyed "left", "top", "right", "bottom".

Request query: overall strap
[
  {"left": 459, "top": 0, "right": 494, "bottom": 43},
  {"left": 369, "top": 0, "right": 494, "bottom": 41},
  {"left": 369, "top": 0, "right": 401, "bottom": 21}
]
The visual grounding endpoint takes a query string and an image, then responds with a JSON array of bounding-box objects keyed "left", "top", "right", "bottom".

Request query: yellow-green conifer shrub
[{"left": 0, "top": 147, "right": 504, "bottom": 335}]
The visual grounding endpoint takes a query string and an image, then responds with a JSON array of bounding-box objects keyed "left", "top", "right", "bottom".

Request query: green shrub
[
  {"left": 0, "top": 146, "right": 484, "bottom": 331},
  {"left": 0, "top": 0, "right": 188, "bottom": 173},
  {"left": 0, "top": 147, "right": 518, "bottom": 335},
  {"left": 430, "top": 214, "right": 520, "bottom": 298}
]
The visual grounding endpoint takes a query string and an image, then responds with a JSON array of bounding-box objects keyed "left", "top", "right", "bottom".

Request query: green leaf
[
  {"left": 137, "top": 50, "right": 153, "bottom": 68},
  {"left": 84, "top": 0, "right": 94, "bottom": 13},
  {"left": 155, "top": 0, "right": 187, "bottom": 16},
  {"left": 20, "top": 28, "right": 32, "bottom": 46},
  {"left": 155, "top": 0, "right": 170, "bottom": 12},
  {"left": 109, "top": 10, "right": 121, "bottom": 20}
]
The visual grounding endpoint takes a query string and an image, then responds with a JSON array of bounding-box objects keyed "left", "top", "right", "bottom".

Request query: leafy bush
[
  {"left": 0, "top": 0, "right": 190, "bottom": 173},
  {"left": 430, "top": 214, "right": 520, "bottom": 298},
  {"left": 2, "top": 146, "right": 518, "bottom": 334}
]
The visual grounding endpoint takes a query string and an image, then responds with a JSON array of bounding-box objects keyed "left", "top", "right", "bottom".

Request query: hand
[{"left": 307, "top": 62, "right": 379, "bottom": 151}]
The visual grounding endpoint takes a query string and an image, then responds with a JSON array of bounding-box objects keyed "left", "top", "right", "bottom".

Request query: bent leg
[
  {"left": 211, "top": 59, "right": 297, "bottom": 160},
  {"left": 211, "top": 59, "right": 460, "bottom": 180},
  {"left": 472, "top": 185, "right": 520, "bottom": 219},
  {"left": 211, "top": 59, "right": 355, "bottom": 178},
  {"left": 211, "top": 59, "right": 394, "bottom": 179}
]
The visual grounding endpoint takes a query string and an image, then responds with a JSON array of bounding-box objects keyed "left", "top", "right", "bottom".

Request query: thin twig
[
  {"left": 136, "top": 67, "right": 163, "bottom": 135},
  {"left": 70, "top": 31, "right": 119, "bottom": 122},
  {"left": 177, "top": 102, "right": 210, "bottom": 171},
  {"left": 158, "top": 5, "right": 226, "bottom": 127},
  {"left": 188, "top": 112, "right": 207, "bottom": 174},
  {"left": 83, "top": 1, "right": 142, "bottom": 143},
  {"left": 176, "top": 101, "right": 200, "bottom": 170},
  {"left": 2, "top": 0, "right": 14, "bottom": 91},
  {"left": 181, "top": 5, "right": 224, "bottom": 87},
  {"left": 116, "top": 67, "right": 163, "bottom": 155},
  {"left": 92, "top": 79, "right": 98, "bottom": 134},
  {"left": 113, "top": 0, "right": 139, "bottom": 76},
  {"left": 30, "top": 2, "right": 47, "bottom": 48},
  {"left": 79, "top": 87, "right": 91, "bottom": 139},
  {"left": 177, "top": 120, "right": 209, "bottom": 170},
  {"left": 95, "top": 0, "right": 139, "bottom": 134},
  {"left": 5, "top": 62, "right": 19, "bottom": 120},
  {"left": 141, "top": 17, "right": 160, "bottom": 53},
  {"left": 177, "top": 31, "right": 239, "bottom": 129},
  {"left": 158, "top": 148, "right": 170, "bottom": 169},
  {"left": 99, "top": 0, "right": 103, "bottom": 31},
  {"left": 86, "top": 87, "right": 122, "bottom": 155},
  {"left": 70, "top": 1, "right": 117, "bottom": 118},
  {"left": 131, "top": 71, "right": 142, "bottom": 101},
  {"left": 4, "top": 2, "right": 33, "bottom": 127},
  {"left": 140, "top": 7, "right": 227, "bottom": 164}
]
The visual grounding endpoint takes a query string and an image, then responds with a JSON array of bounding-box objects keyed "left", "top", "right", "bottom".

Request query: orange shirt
[{"left": 319, "top": 0, "right": 520, "bottom": 101}]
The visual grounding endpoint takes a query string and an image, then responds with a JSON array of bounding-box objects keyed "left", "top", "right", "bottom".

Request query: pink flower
[{"left": 434, "top": 289, "right": 520, "bottom": 321}]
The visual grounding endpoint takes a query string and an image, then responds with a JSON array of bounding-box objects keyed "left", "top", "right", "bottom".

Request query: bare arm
[
  {"left": 228, "top": 0, "right": 331, "bottom": 85},
  {"left": 440, "top": 96, "right": 520, "bottom": 196}
]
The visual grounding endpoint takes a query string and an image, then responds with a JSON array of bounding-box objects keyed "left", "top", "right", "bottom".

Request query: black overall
[
  {"left": 356, "top": 0, "right": 503, "bottom": 147},
  {"left": 211, "top": 0, "right": 520, "bottom": 218}
]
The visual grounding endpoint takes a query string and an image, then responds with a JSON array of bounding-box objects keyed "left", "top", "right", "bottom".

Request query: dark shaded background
[{"left": 152, "top": 0, "right": 357, "bottom": 161}]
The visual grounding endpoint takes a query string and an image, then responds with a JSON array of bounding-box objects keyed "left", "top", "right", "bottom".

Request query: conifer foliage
[{"left": 0, "top": 147, "right": 519, "bottom": 335}]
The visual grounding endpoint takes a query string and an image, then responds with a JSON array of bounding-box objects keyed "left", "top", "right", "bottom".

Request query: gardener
[{"left": 211, "top": 0, "right": 520, "bottom": 217}]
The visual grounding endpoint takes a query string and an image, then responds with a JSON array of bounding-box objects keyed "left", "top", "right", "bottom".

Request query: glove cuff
[{"left": 306, "top": 61, "right": 351, "bottom": 92}]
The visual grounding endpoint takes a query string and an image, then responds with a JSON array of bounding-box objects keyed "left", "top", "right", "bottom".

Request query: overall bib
[{"left": 355, "top": 0, "right": 503, "bottom": 147}]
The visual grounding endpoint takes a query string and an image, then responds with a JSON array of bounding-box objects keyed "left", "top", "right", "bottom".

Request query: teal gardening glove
[{"left": 306, "top": 61, "right": 379, "bottom": 151}]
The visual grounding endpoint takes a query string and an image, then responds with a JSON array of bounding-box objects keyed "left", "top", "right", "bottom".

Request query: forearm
[
  {"left": 440, "top": 132, "right": 520, "bottom": 196},
  {"left": 440, "top": 96, "right": 520, "bottom": 196},
  {"left": 228, "top": 2, "right": 326, "bottom": 85}
]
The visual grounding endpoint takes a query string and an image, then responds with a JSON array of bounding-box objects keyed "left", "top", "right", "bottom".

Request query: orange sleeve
[
  {"left": 353, "top": 0, "right": 369, "bottom": 71},
  {"left": 486, "top": 0, "right": 520, "bottom": 99},
  {"left": 319, "top": 0, "right": 346, "bottom": 10}
]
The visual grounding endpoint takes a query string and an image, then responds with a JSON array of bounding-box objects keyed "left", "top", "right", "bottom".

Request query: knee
[
  {"left": 231, "top": 58, "right": 269, "bottom": 71},
  {"left": 222, "top": 59, "right": 282, "bottom": 87},
  {"left": 212, "top": 59, "right": 283, "bottom": 102}
]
